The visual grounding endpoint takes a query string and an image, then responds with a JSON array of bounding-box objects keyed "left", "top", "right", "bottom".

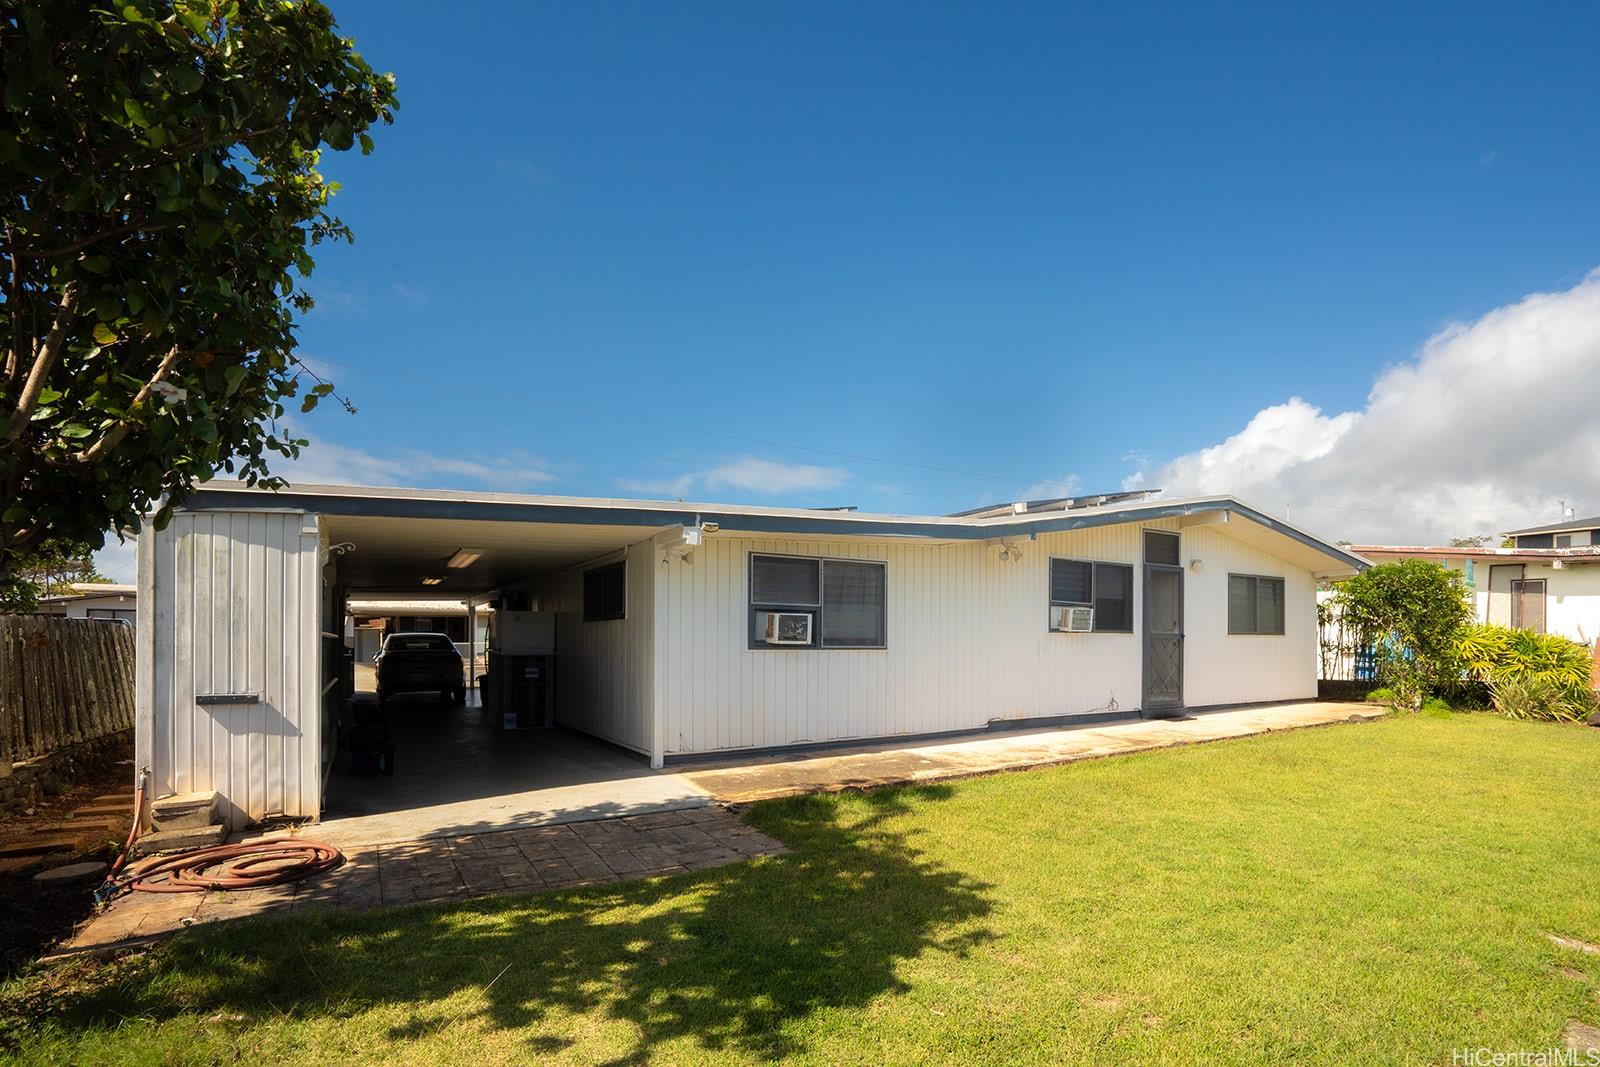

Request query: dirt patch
[
  {"left": 0, "top": 760, "right": 135, "bottom": 978},
  {"left": 1566, "top": 1020, "right": 1600, "bottom": 1053},
  {"left": 1550, "top": 933, "right": 1600, "bottom": 956}
]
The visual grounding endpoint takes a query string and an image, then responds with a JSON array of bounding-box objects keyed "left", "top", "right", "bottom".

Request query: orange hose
[{"left": 127, "top": 838, "right": 343, "bottom": 893}]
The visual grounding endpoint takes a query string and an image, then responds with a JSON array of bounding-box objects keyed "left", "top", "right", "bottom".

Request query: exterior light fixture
[
  {"left": 446, "top": 549, "right": 483, "bottom": 569},
  {"left": 421, "top": 576, "right": 444, "bottom": 586}
]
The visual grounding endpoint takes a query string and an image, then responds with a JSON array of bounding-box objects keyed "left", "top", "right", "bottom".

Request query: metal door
[
  {"left": 1510, "top": 578, "right": 1547, "bottom": 633},
  {"left": 1143, "top": 564, "right": 1185, "bottom": 714}
]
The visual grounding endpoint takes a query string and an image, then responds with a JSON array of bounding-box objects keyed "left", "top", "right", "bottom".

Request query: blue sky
[{"left": 281, "top": 1, "right": 1600, "bottom": 523}]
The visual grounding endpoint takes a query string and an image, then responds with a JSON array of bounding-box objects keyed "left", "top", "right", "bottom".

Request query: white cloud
[
  {"left": 1015, "top": 474, "right": 1084, "bottom": 502},
  {"left": 269, "top": 435, "right": 558, "bottom": 491},
  {"left": 1128, "top": 271, "right": 1600, "bottom": 544},
  {"left": 618, "top": 456, "right": 848, "bottom": 500}
]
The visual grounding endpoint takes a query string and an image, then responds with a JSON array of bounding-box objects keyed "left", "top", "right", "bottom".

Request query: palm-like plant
[{"left": 1450, "top": 624, "right": 1597, "bottom": 723}]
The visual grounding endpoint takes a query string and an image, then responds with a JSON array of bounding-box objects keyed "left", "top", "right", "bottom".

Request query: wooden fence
[{"left": 0, "top": 615, "right": 135, "bottom": 763}]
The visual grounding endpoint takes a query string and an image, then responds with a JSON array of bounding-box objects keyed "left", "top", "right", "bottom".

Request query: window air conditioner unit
[
  {"left": 762, "top": 612, "right": 813, "bottom": 645},
  {"left": 1054, "top": 605, "right": 1094, "bottom": 633}
]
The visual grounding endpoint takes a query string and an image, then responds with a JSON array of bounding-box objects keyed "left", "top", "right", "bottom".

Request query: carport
[{"left": 135, "top": 482, "right": 717, "bottom": 832}]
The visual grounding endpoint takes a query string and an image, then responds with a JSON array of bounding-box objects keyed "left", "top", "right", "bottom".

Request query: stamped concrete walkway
[
  {"left": 65, "top": 806, "right": 784, "bottom": 953},
  {"left": 677, "top": 700, "right": 1382, "bottom": 802}
]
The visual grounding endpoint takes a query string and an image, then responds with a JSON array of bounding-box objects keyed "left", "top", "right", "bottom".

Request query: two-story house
[{"left": 1350, "top": 515, "right": 1600, "bottom": 645}]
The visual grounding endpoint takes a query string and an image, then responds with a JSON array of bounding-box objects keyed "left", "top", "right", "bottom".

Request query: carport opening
[{"left": 314, "top": 510, "right": 681, "bottom": 838}]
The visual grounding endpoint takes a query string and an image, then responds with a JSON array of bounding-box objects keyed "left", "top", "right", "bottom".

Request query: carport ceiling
[{"left": 323, "top": 514, "right": 670, "bottom": 595}]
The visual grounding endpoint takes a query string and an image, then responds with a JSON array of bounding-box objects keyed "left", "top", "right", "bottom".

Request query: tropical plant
[
  {"left": 1, "top": 0, "right": 397, "bottom": 584},
  {"left": 1487, "top": 676, "right": 1595, "bottom": 725},
  {"left": 1451, "top": 623, "right": 1597, "bottom": 724}
]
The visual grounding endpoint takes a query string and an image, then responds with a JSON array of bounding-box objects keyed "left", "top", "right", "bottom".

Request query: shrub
[
  {"left": 1331, "top": 562, "right": 1473, "bottom": 704},
  {"left": 1453, "top": 624, "right": 1599, "bottom": 724},
  {"left": 1364, "top": 687, "right": 1395, "bottom": 704},
  {"left": 1419, "top": 696, "right": 1454, "bottom": 718}
]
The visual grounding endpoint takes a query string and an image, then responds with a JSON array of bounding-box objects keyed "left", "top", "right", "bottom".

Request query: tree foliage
[
  {"left": 1331, "top": 560, "right": 1473, "bottom": 707},
  {"left": 0, "top": 537, "right": 107, "bottom": 609},
  {"left": 1, "top": 0, "right": 396, "bottom": 579}
]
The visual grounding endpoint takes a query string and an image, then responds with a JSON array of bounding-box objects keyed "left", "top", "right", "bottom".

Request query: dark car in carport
[{"left": 375, "top": 632, "right": 464, "bottom": 706}]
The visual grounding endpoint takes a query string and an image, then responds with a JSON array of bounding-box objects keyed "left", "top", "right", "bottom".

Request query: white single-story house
[
  {"left": 37, "top": 582, "right": 139, "bottom": 629},
  {"left": 1351, "top": 513, "right": 1600, "bottom": 646},
  {"left": 135, "top": 483, "right": 1366, "bottom": 827}
]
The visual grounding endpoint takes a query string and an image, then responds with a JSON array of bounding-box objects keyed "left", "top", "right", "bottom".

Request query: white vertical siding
[
  {"left": 654, "top": 524, "right": 1142, "bottom": 757},
  {"left": 654, "top": 518, "right": 1323, "bottom": 757},
  {"left": 141, "top": 510, "right": 323, "bottom": 827},
  {"left": 529, "top": 540, "right": 655, "bottom": 754},
  {"left": 1177, "top": 525, "right": 1319, "bottom": 707}
]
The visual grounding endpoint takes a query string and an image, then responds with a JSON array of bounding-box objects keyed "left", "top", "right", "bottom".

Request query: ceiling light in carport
[
  {"left": 421, "top": 576, "right": 445, "bottom": 586},
  {"left": 446, "top": 549, "right": 484, "bottom": 569}
]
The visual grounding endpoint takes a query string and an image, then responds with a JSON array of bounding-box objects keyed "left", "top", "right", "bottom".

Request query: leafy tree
[
  {"left": 1448, "top": 535, "right": 1493, "bottom": 548},
  {"left": 0, "top": 537, "right": 106, "bottom": 610},
  {"left": 1, "top": 0, "right": 396, "bottom": 583},
  {"left": 1331, "top": 560, "right": 1473, "bottom": 709}
]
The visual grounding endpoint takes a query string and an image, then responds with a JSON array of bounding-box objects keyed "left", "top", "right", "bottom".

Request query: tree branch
[
  {"left": 5, "top": 224, "right": 22, "bottom": 384},
  {"left": 4, "top": 282, "right": 79, "bottom": 443},
  {"left": 66, "top": 343, "right": 185, "bottom": 465},
  {"left": 3, "top": 220, "right": 173, "bottom": 260}
]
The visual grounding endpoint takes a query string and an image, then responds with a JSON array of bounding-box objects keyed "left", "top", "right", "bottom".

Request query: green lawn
[{"left": 4, "top": 713, "right": 1599, "bottom": 1065}]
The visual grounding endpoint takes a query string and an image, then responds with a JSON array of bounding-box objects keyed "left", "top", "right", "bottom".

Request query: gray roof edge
[
  {"left": 180, "top": 484, "right": 1364, "bottom": 572},
  {"left": 1502, "top": 515, "right": 1600, "bottom": 536}
]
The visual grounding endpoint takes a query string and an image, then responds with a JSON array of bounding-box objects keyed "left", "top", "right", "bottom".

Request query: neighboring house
[
  {"left": 134, "top": 483, "right": 1365, "bottom": 827},
  {"left": 346, "top": 598, "right": 491, "bottom": 665},
  {"left": 1350, "top": 515, "right": 1600, "bottom": 645},
  {"left": 36, "top": 582, "right": 138, "bottom": 630}
]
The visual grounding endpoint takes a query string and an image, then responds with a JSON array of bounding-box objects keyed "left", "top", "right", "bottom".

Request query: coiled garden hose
[
  {"left": 124, "top": 838, "right": 343, "bottom": 893},
  {"left": 94, "top": 771, "right": 344, "bottom": 900}
]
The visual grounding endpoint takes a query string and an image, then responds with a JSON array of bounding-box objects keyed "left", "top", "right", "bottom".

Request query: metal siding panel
[
  {"left": 153, "top": 521, "right": 178, "bottom": 796},
  {"left": 264, "top": 516, "right": 284, "bottom": 817},
  {"left": 245, "top": 512, "right": 266, "bottom": 821},
  {"left": 297, "top": 520, "right": 321, "bottom": 819},
  {"left": 226, "top": 511, "right": 245, "bottom": 824},
  {"left": 280, "top": 515, "right": 301, "bottom": 818}
]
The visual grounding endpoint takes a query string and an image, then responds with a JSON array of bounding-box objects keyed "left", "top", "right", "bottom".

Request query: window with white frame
[
  {"left": 1227, "top": 574, "right": 1285, "bottom": 635},
  {"left": 748, "top": 553, "right": 886, "bottom": 648},
  {"left": 1048, "top": 558, "right": 1133, "bottom": 633}
]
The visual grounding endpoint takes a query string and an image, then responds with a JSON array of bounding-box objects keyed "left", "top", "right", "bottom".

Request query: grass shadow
[{"left": 6, "top": 783, "right": 993, "bottom": 1062}]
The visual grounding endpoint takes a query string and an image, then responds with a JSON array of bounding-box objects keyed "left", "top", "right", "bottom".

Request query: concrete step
[
  {"left": 132, "top": 824, "right": 227, "bottom": 856},
  {"left": 150, "top": 791, "right": 219, "bottom": 832}
]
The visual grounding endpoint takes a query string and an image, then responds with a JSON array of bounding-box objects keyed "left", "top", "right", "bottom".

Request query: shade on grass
[{"left": 3, "top": 713, "right": 1598, "bottom": 1064}]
